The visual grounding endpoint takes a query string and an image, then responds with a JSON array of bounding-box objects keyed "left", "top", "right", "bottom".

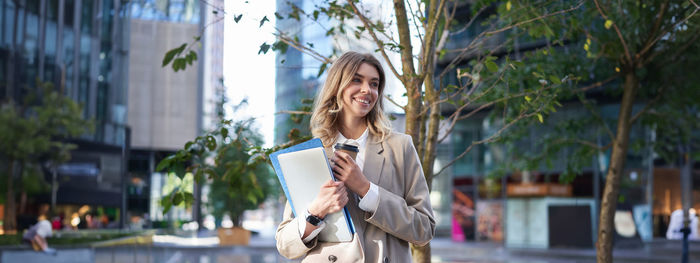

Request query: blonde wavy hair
[{"left": 310, "top": 51, "right": 392, "bottom": 147}]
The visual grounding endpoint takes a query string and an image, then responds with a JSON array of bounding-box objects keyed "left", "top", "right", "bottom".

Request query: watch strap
[{"left": 305, "top": 210, "right": 324, "bottom": 226}]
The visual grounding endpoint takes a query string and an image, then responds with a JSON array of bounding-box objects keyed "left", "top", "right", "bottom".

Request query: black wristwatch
[{"left": 305, "top": 210, "right": 324, "bottom": 226}]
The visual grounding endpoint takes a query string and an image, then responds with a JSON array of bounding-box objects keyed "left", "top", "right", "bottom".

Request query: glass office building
[
  {"left": 0, "top": 0, "right": 131, "bottom": 227},
  {"left": 1, "top": 0, "right": 130, "bottom": 143}
]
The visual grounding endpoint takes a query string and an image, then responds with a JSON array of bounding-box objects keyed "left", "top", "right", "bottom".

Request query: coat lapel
[{"left": 362, "top": 134, "right": 385, "bottom": 186}]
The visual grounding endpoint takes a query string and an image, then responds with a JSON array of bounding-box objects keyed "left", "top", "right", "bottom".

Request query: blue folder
[{"left": 270, "top": 138, "right": 355, "bottom": 242}]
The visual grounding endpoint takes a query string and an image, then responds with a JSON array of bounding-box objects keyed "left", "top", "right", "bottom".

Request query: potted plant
[
  {"left": 157, "top": 92, "right": 291, "bottom": 246},
  {"left": 208, "top": 122, "right": 276, "bottom": 246}
]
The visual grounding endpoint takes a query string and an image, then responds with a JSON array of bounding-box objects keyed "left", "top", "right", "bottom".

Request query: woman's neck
[{"left": 338, "top": 116, "right": 367, "bottom": 140}]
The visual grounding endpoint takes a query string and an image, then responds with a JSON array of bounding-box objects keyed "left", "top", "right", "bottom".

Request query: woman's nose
[{"left": 360, "top": 82, "right": 370, "bottom": 93}]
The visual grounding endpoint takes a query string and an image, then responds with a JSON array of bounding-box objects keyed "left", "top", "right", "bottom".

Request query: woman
[{"left": 275, "top": 51, "right": 435, "bottom": 262}]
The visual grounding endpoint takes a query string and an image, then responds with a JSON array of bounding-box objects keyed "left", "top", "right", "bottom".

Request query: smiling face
[{"left": 340, "top": 62, "right": 380, "bottom": 122}]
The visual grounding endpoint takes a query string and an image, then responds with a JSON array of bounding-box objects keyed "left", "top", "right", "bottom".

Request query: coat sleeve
[
  {"left": 275, "top": 202, "right": 318, "bottom": 259},
  {"left": 364, "top": 135, "right": 436, "bottom": 246}
]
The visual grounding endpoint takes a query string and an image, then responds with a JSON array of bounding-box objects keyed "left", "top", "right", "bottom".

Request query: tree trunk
[
  {"left": 410, "top": 243, "right": 431, "bottom": 263},
  {"left": 4, "top": 160, "right": 17, "bottom": 233},
  {"left": 596, "top": 70, "right": 638, "bottom": 263}
]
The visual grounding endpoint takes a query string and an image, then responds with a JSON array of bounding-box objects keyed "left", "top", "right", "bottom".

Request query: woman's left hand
[{"left": 331, "top": 151, "right": 371, "bottom": 197}]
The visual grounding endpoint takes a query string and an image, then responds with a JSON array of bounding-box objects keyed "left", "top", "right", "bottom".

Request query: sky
[
  {"left": 221, "top": 0, "right": 412, "bottom": 148},
  {"left": 223, "top": 0, "right": 277, "bottom": 147}
]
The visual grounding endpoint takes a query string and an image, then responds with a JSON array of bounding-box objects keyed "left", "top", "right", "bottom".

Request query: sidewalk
[
  {"left": 2, "top": 233, "right": 699, "bottom": 263},
  {"left": 429, "top": 237, "right": 700, "bottom": 262},
  {"left": 143, "top": 233, "right": 700, "bottom": 262}
]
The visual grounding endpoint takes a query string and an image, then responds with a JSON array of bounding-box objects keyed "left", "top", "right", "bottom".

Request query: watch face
[{"left": 306, "top": 215, "right": 321, "bottom": 226}]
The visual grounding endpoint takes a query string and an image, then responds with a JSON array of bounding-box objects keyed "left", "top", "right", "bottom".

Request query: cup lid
[{"left": 334, "top": 143, "right": 359, "bottom": 152}]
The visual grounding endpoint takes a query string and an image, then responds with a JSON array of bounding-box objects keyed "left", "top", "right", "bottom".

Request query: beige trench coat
[{"left": 275, "top": 132, "right": 436, "bottom": 263}]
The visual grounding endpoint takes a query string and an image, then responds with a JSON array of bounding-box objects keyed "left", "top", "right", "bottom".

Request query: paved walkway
[{"left": 2, "top": 235, "right": 699, "bottom": 263}]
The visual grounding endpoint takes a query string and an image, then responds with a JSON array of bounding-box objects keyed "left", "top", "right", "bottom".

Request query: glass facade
[
  {"left": 129, "top": 0, "right": 200, "bottom": 24},
  {"left": 1, "top": 0, "right": 131, "bottom": 229},
  {"left": 0, "top": 0, "right": 130, "bottom": 146},
  {"left": 274, "top": 0, "right": 334, "bottom": 144}
]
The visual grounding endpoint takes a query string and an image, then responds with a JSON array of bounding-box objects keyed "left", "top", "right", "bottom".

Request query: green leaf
[
  {"left": 162, "top": 43, "right": 186, "bottom": 67},
  {"left": 173, "top": 192, "right": 184, "bottom": 205},
  {"left": 206, "top": 136, "right": 217, "bottom": 151},
  {"left": 234, "top": 14, "right": 243, "bottom": 23},
  {"left": 258, "top": 42, "right": 271, "bottom": 54},
  {"left": 204, "top": 168, "right": 217, "bottom": 179},
  {"left": 259, "top": 16, "right": 269, "bottom": 27},
  {"left": 188, "top": 50, "right": 197, "bottom": 62},
  {"left": 549, "top": 75, "right": 561, "bottom": 85},
  {"left": 173, "top": 163, "right": 186, "bottom": 178},
  {"left": 221, "top": 127, "right": 228, "bottom": 138},
  {"left": 161, "top": 197, "right": 172, "bottom": 214},
  {"left": 247, "top": 192, "right": 258, "bottom": 203},
  {"left": 183, "top": 192, "right": 194, "bottom": 204},
  {"left": 274, "top": 12, "right": 283, "bottom": 19},
  {"left": 272, "top": 41, "right": 289, "bottom": 54},
  {"left": 186, "top": 53, "right": 194, "bottom": 65},
  {"left": 485, "top": 61, "right": 498, "bottom": 73},
  {"left": 439, "top": 49, "right": 447, "bottom": 60},
  {"left": 172, "top": 58, "right": 187, "bottom": 71},
  {"left": 156, "top": 155, "right": 175, "bottom": 172},
  {"left": 313, "top": 10, "right": 320, "bottom": 20},
  {"left": 537, "top": 113, "right": 544, "bottom": 123},
  {"left": 317, "top": 63, "right": 328, "bottom": 78}
]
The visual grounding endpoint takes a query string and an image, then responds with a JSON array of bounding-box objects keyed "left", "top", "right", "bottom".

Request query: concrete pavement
[{"left": 2, "top": 234, "right": 699, "bottom": 262}]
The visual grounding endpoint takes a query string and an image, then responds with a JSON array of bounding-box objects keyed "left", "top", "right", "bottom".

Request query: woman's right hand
[{"left": 307, "top": 180, "right": 348, "bottom": 219}]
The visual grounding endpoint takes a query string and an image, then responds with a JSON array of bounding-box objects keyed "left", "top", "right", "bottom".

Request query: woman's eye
[
  {"left": 371, "top": 82, "right": 379, "bottom": 88},
  {"left": 352, "top": 78, "right": 362, "bottom": 83}
]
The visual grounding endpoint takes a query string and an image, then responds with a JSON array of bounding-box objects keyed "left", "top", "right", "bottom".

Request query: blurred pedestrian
[
  {"left": 275, "top": 51, "right": 435, "bottom": 262},
  {"left": 51, "top": 215, "right": 62, "bottom": 230},
  {"left": 22, "top": 213, "right": 56, "bottom": 255}
]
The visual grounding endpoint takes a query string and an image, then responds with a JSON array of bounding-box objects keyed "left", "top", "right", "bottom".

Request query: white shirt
[
  {"left": 298, "top": 129, "right": 380, "bottom": 242},
  {"left": 24, "top": 219, "right": 52, "bottom": 239}
]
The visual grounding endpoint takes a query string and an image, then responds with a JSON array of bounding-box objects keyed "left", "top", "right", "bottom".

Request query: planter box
[
  {"left": 506, "top": 183, "right": 572, "bottom": 197},
  {"left": 217, "top": 227, "right": 250, "bottom": 246}
]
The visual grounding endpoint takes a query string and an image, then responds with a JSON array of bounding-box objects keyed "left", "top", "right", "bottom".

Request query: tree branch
[
  {"left": 348, "top": 1, "right": 403, "bottom": 83},
  {"left": 275, "top": 110, "right": 311, "bottom": 115},
  {"left": 333, "top": 5, "right": 400, "bottom": 47},
  {"left": 639, "top": 4, "right": 700, "bottom": 65},
  {"left": 450, "top": 5, "right": 487, "bottom": 36},
  {"left": 485, "top": 1, "right": 584, "bottom": 35},
  {"left": 405, "top": 0, "right": 424, "bottom": 44},
  {"left": 649, "top": 33, "right": 700, "bottom": 67},
  {"left": 592, "top": 0, "right": 633, "bottom": 64},
  {"left": 276, "top": 33, "right": 330, "bottom": 63},
  {"left": 437, "top": 70, "right": 507, "bottom": 143},
  {"left": 419, "top": 0, "right": 447, "bottom": 78},
  {"left": 577, "top": 94, "right": 615, "bottom": 140},
  {"left": 433, "top": 109, "right": 540, "bottom": 178},
  {"left": 629, "top": 85, "right": 668, "bottom": 125},
  {"left": 638, "top": 0, "right": 669, "bottom": 60},
  {"left": 384, "top": 95, "right": 406, "bottom": 111},
  {"left": 691, "top": 0, "right": 700, "bottom": 9},
  {"left": 574, "top": 75, "right": 618, "bottom": 93},
  {"left": 434, "top": 3, "right": 458, "bottom": 66},
  {"left": 526, "top": 138, "right": 613, "bottom": 165},
  {"left": 638, "top": 1, "right": 699, "bottom": 61}
]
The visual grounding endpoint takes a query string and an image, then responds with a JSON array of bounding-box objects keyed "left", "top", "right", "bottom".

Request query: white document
[{"left": 276, "top": 147, "right": 353, "bottom": 242}]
